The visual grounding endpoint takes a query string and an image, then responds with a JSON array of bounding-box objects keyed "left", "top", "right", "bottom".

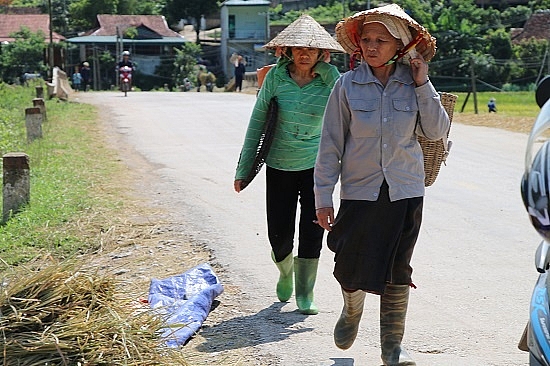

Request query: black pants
[
  {"left": 266, "top": 167, "right": 324, "bottom": 262},
  {"left": 235, "top": 75, "right": 244, "bottom": 91}
]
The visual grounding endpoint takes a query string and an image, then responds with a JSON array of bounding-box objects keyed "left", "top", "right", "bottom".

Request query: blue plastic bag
[{"left": 148, "top": 263, "right": 224, "bottom": 347}]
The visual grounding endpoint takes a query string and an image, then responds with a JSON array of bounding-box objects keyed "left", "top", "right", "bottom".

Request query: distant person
[
  {"left": 197, "top": 65, "right": 216, "bottom": 92},
  {"left": 488, "top": 98, "right": 497, "bottom": 113},
  {"left": 80, "top": 62, "right": 91, "bottom": 91},
  {"left": 72, "top": 66, "right": 82, "bottom": 91},
  {"left": 234, "top": 55, "right": 246, "bottom": 92},
  {"left": 117, "top": 51, "right": 135, "bottom": 85}
]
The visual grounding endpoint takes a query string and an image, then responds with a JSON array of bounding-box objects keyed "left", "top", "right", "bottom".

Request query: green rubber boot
[
  {"left": 294, "top": 257, "right": 319, "bottom": 315},
  {"left": 271, "top": 252, "right": 294, "bottom": 302},
  {"left": 380, "top": 284, "right": 416, "bottom": 366},
  {"left": 334, "top": 288, "right": 366, "bottom": 350}
]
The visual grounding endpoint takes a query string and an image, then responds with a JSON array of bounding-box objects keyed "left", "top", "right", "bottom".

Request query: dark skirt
[{"left": 327, "top": 182, "right": 423, "bottom": 294}]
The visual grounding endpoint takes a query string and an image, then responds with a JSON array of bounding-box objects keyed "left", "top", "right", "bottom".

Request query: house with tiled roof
[
  {"left": 511, "top": 10, "right": 550, "bottom": 44},
  {"left": 0, "top": 14, "right": 65, "bottom": 43},
  {"left": 67, "top": 14, "right": 187, "bottom": 89}
]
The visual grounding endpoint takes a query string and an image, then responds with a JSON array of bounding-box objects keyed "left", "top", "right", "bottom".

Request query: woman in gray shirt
[{"left": 314, "top": 4, "right": 450, "bottom": 365}]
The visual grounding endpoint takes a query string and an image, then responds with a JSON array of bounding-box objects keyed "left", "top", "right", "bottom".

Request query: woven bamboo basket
[{"left": 418, "top": 92, "right": 458, "bottom": 187}]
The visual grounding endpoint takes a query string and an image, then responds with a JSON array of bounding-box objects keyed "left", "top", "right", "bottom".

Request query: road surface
[{"left": 78, "top": 91, "right": 537, "bottom": 365}]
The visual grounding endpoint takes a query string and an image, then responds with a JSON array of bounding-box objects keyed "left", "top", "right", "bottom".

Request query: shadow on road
[{"left": 195, "top": 302, "right": 313, "bottom": 352}]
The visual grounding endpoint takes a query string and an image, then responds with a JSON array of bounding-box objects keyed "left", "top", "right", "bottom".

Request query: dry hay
[{"left": 0, "top": 257, "right": 187, "bottom": 366}]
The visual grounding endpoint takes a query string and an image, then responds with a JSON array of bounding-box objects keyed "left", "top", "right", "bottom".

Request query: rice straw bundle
[{"left": 0, "top": 258, "right": 187, "bottom": 365}]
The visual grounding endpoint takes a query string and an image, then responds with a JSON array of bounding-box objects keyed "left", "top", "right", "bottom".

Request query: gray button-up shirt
[{"left": 314, "top": 62, "right": 450, "bottom": 208}]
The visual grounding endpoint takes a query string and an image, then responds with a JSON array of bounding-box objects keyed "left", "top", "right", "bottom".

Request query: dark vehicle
[{"left": 519, "top": 75, "right": 550, "bottom": 365}]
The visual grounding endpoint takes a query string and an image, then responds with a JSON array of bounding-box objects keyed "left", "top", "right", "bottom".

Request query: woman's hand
[
  {"left": 315, "top": 207, "right": 334, "bottom": 231},
  {"left": 410, "top": 54, "right": 429, "bottom": 87},
  {"left": 234, "top": 180, "right": 243, "bottom": 193}
]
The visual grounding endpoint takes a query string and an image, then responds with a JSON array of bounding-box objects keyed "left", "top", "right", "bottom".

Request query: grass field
[
  {"left": 448, "top": 91, "right": 542, "bottom": 134},
  {"left": 454, "top": 91, "right": 539, "bottom": 117}
]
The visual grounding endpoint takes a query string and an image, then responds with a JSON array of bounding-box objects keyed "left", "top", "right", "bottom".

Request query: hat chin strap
[{"left": 373, "top": 33, "right": 423, "bottom": 68}]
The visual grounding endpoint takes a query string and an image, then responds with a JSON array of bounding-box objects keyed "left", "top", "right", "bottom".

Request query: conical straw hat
[
  {"left": 336, "top": 4, "right": 436, "bottom": 61},
  {"left": 265, "top": 14, "right": 345, "bottom": 53}
]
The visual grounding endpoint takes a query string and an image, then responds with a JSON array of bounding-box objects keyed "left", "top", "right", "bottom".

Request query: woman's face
[
  {"left": 359, "top": 22, "right": 400, "bottom": 68},
  {"left": 290, "top": 47, "right": 320, "bottom": 72}
]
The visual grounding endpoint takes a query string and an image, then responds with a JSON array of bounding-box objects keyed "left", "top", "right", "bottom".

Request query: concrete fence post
[
  {"left": 32, "top": 98, "right": 47, "bottom": 121},
  {"left": 2, "top": 153, "right": 30, "bottom": 223},
  {"left": 25, "top": 107, "right": 43, "bottom": 142},
  {"left": 35, "top": 85, "right": 44, "bottom": 99}
]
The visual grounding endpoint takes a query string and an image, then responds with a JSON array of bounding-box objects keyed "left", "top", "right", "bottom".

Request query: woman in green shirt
[{"left": 234, "top": 14, "right": 343, "bottom": 315}]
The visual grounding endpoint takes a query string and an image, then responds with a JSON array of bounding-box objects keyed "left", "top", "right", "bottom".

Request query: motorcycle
[
  {"left": 181, "top": 78, "right": 193, "bottom": 92},
  {"left": 518, "top": 75, "right": 550, "bottom": 365},
  {"left": 119, "top": 66, "right": 133, "bottom": 97}
]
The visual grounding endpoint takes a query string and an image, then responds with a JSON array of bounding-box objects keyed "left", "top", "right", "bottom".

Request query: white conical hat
[
  {"left": 265, "top": 14, "right": 345, "bottom": 53},
  {"left": 336, "top": 4, "right": 436, "bottom": 61}
]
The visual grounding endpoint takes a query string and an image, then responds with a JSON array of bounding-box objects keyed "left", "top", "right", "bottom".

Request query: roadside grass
[{"left": 0, "top": 83, "right": 124, "bottom": 266}]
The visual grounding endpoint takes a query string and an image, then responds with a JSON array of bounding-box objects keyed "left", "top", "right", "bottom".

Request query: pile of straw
[{"left": 0, "top": 258, "right": 187, "bottom": 365}]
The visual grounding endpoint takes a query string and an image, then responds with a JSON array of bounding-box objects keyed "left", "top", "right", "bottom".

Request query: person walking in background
[
  {"left": 197, "top": 65, "right": 216, "bottom": 92},
  {"left": 488, "top": 97, "right": 497, "bottom": 113},
  {"left": 72, "top": 66, "right": 82, "bottom": 92},
  {"left": 234, "top": 14, "right": 344, "bottom": 315},
  {"left": 315, "top": 4, "right": 449, "bottom": 364},
  {"left": 80, "top": 62, "right": 91, "bottom": 91},
  {"left": 234, "top": 55, "right": 246, "bottom": 92}
]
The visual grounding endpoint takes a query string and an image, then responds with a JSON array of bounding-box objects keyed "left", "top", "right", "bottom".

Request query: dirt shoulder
[{"left": 89, "top": 100, "right": 273, "bottom": 365}]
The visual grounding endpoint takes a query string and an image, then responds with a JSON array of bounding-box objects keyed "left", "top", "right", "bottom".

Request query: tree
[
  {"left": 173, "top": 42, "right": 201, "bottom": 86},
  {"left": 39, "top": 0, "right": 70, "bottom": 35},
  {"left": 68, "top": 0, "right": 147, "bottom": 32},
  {"left": 164, "top": 0, "right": 218, "bottom": 43},
  {"left": 0, "top": 27, "right": 47, "bottom": 83},
  {"left": 69, "top": 0, "right": 118, "bottom": 31},
  {"left": 511, "top": 38, "right": 548, "bottom": 87}
]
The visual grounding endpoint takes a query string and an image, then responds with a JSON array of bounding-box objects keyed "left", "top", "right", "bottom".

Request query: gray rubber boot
[
  {"left": 293, "top": 257, "right": 319, "bottom": 315},
  {"left": 271, "top": 252, "right": 294, "bottom": 302},
  {"left": 380, "top": 284, "right": 416, "bottom": 366},
  {"left": 334, "top": 288, "right": 366, "bottom": 350}
]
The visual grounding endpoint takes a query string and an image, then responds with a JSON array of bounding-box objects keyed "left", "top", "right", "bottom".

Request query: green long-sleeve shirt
[{"left": 235, "top": 58, "right": 341, "bottom": 180}]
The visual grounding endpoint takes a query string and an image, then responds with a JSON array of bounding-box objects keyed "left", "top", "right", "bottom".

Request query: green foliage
[
  {"left": 88, "top": 50, "right": 116, "bottom": 90},
  {"left": 270, "top": 3, "right": 347, "bottom": 25},
  {"left": 500, "top": 6, "right": 531, "bottom": 28},
  {"left": 67, "top": 0, "right": 162, "bottom": 32},
  {"left": 69, "top": 0, "right": 115, "bottom": 31},
  {"left": 124, "top": 26, "right": 138, "bottom": 39},
  {"left": 173, "top": 42, "right": 201, "bottom": 86},
  {"left": 529, "top": 0, "right": 550, "bottom": 11},
  {"left": 35, "top": 0, "right": 164, "bottom": 34},
  {"left": 38, "top": 0, "right": 70, "bottom": 34},
  {"left": 510, "top": 38, "right": 549, "bottom": 86},
  {"left": 0, "top": 27, "right": 47, "bottom": 83}
]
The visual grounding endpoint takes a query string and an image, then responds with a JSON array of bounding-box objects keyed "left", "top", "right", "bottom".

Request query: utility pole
[
  {"left": 48, "top": 0, "right": 54, "bottom": 80},
  {"left": 470, "top": 58, "right": 478, "bottom": 114}
]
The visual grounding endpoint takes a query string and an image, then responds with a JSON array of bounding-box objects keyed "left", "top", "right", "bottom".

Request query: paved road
[{"left": 78, "top": 91, "right": 537, "bottom": 365}]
